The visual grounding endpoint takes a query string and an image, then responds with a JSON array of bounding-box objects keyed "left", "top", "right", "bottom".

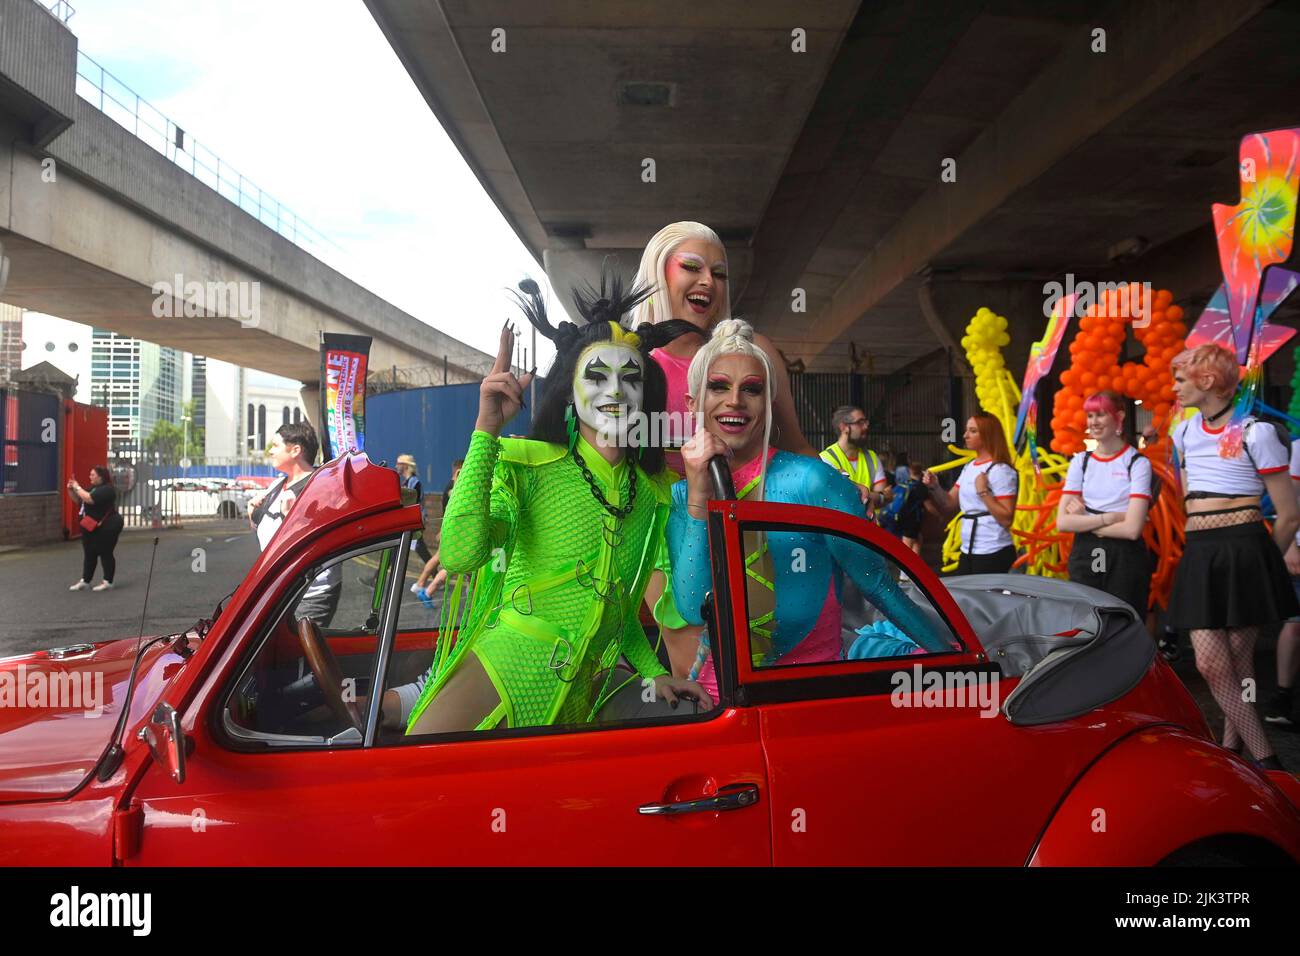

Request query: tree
[
  {"left": 145, "top": 400, "right": 205, "bottom": 462},
  {"left": 181, "top": 399, "right": 205, "bottom": 461},
  {"left": 145, "top": 419, "right": 185, "bottom": 459}
]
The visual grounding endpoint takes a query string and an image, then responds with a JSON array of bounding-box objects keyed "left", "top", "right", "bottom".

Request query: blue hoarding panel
[{"left": 366, "top": 383, "right": 536, "bottom": 491}]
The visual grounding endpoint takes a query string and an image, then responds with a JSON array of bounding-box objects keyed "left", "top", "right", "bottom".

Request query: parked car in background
[
  {"left": 215, "top": 481, "right": 255, "bottom": 519},
  {"left": 137, "top": 477, "right": 257, "bottom": 519}
]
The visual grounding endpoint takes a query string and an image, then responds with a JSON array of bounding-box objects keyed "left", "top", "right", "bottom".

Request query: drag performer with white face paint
[{"left": 406, "top": 272, "right": 710, "bottom": 735}]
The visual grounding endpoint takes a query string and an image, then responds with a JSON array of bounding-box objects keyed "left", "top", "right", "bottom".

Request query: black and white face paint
[{"left": 572, "top": 342, "right": 645, "bottom": 442}]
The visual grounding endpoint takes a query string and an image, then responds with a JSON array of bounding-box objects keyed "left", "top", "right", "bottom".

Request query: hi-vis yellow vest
[{"left": 820, "top": 443, "right": 881, "bottom": 488}]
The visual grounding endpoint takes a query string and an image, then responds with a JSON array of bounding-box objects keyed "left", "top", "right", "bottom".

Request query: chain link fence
[{"left": 791, "top": 364, "right": 974, "bottom": 469}]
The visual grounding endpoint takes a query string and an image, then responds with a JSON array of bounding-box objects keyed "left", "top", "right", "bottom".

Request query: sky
[{"left": 62, "top": 0, "right": 556, "bottom": 374}]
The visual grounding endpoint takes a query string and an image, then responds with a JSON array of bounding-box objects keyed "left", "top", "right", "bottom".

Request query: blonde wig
[
  {"left": 630, "top": 221, "right": 732, "bottom": 328},
  {"left": 687, "top": 319, "right": 775, "bottom": 500}
]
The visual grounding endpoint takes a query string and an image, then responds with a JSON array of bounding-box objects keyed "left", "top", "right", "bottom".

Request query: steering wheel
[{"left": 295, "top": 617, "right": 364, "bottom": 733}]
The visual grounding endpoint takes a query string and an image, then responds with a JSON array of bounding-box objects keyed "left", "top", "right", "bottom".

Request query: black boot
[{"left": 1262, "top": 686, "right": 1294, "bottom": 725}]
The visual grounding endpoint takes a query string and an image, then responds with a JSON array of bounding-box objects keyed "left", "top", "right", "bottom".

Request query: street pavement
[
  {"left": 0, "top": 521, "right": 262, "bottom": 656},
  {"left": 1, "top": 526, "right": 1296, "bottom": 766}
]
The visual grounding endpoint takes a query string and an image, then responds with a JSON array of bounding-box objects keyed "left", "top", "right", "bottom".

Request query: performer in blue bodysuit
[{"left": 666, "top": 320, "right": 952, "bottom": 700}]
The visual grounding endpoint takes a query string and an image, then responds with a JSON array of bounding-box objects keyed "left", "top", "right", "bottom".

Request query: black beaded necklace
[{"left": 572, "top": 444, "right": 637, "bottom": 520}]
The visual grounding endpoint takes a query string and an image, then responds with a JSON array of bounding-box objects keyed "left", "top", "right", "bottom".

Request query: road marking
[
  {"left": 205, "top": 537, "right": 214, "bottom": 543},
  {"left": 224, "top": 536, "right": 242, "bottom": 543}
]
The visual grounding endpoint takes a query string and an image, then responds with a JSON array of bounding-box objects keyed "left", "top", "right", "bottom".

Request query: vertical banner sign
[{"left": 319, "top": 333, "right": 372, "bottom": 461}]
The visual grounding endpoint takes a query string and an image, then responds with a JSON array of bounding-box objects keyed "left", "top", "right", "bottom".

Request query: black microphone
[{"left": 707, "top": 455, "right": 736, "bottom": 501}]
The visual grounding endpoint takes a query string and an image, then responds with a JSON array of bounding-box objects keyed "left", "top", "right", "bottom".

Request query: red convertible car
[{"left": 1, "top": 453, "right": 1298, "bottom": 866}]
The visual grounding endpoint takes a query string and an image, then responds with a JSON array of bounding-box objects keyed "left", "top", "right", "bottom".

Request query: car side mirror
[{"left": 138, "top": 702, "right": 187, "bottom": 784}]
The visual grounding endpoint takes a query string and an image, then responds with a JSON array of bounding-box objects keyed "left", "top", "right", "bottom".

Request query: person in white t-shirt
[
  {"left": 1056, "top": 390, "right": 1153, "bottom": 613},
  {"left": 922, "top": 413, "right": 1019, "bottom": 574},
  {"left": 1262, "top": 440, "right": 1300, "bottom": 727},
  {"left": 1168, "top": 344, "right": 1297, "bottom": 771},
  {"left": 247, "top": 422, "right": 341, "bottom": 626}
]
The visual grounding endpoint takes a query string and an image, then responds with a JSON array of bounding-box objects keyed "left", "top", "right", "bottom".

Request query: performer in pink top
[
  {"left": 632, "top": 221, "right": 817, "bottom": 471},
  {"left": 631, "top": 222, "right": 819, "bottom": 675}
]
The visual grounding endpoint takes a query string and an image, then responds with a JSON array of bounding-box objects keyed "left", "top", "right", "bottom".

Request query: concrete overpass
[
  {"left": 366, "top": 0, "right": 1300, "bottom": 378},
  {"left": 0, "top": 0, "right": 492, "bottom": 396}
]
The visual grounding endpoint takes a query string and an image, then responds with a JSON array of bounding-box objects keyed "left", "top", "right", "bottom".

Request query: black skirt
[
  {"left": 1167, "top": 520, "right": 1299, "bottom": 630},
  {"left": 954, "top": 545, "right": 1017, "bottom": 575},
  {"left": 1068, "top": 533, "right": 1150, "bottom": 614}
]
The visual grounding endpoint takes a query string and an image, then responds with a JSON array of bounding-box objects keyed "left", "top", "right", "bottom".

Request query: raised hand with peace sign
[{"left": 475, "top": 323, "right": 537, "bottom": 437}]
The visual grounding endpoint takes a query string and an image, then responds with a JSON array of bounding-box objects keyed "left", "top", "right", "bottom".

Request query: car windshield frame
[
  {"left": 705, "top": 498, "right": 982, "bottom": 696},
  {"left": 214, "top": 533, "right": 408, "bottom": 751}
]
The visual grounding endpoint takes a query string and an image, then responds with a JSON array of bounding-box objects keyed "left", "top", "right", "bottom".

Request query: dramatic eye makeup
[
  {"left": 581, "top": 354, "right": 643, "bottom": 387},
  {"left": 740, "top": 375, "right": 764, "bottom": 396},
  {"left": 706, "top": 375, "right": 732, "bottom": 392},
  {"left": 671, "top": 252, "right": 726, "bottom": 281}
]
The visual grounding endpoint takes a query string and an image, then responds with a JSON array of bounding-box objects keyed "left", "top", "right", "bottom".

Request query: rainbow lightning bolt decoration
[
  {"left": 1210, "top": 127, "right": 1300, "bottom": 458},
  {"left": 1014, "top": 293, "right": 1076, "bottom": 473}
]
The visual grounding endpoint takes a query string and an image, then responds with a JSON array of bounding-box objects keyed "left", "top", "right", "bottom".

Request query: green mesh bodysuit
[{"left": 405, "top": 430, "right": 671, "bottom": 731}]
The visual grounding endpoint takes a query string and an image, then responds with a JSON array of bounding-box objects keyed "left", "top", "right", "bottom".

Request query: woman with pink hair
[
  {"left": 1055, "top": 390, "right": 1152, "bottom": 612},
  {"left": 1168, "top": 344, "right": 1297, "bottom": 770}
]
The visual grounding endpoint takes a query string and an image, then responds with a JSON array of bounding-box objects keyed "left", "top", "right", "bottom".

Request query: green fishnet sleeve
[
  {"left": 621, "top": 599, "right": 668, "bottom": 680},
  {"left": 440, "top": 431, "right": 518, "bottom": 573}
]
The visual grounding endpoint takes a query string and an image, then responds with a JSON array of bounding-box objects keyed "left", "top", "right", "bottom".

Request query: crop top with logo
[
  {"left": 1172, "top": 412, "right": 1287, "bottom": 497},
  {"left": 1062, "top": 445, "right": 1152, "bottom": 514}
]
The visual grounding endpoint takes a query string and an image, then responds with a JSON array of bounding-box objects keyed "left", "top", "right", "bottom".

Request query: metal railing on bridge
[
  {"left": 39, "top": 0, "right": 75, "bottom": 24},
  {"left": 73, "top": 50, "right": 346, "bottom": 268}
]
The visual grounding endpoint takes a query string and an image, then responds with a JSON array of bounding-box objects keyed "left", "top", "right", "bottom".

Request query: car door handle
[{"left": 638, "top": 783, "right": 760, "bottom": 815}]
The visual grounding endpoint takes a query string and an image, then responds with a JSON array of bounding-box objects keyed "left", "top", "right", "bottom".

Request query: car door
[
  {"left": 125, "top": 533, "right": 771, "bottom": 866},
  {"left": 709, "top": 498, "right": 1098, "bottom": 866}
]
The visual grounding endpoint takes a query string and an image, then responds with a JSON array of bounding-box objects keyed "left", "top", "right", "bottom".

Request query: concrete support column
[{"left": 299, "top": 383, "right": 320, "bottom": 436}]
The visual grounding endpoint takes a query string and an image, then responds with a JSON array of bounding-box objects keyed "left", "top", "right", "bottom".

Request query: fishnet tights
[
  {"left": 1185, "top": 507, "right": 1261, "bottom": 531},
  {"left": 1190, "top": 626, "right": 1273, "bottom": 760}
]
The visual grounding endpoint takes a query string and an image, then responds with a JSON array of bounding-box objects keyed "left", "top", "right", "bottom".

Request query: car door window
[
  {"left": 737, "top": 523, "right": 961, "bottom": 674},
  {"left": 375, "top": 558, "right": 473, "bottom": 736},
  {"left": 377, "top": 579, "right": 706, "bottom": 743},
  {"left": 220, "top": 539, "right": 402, "bottom": 748}
]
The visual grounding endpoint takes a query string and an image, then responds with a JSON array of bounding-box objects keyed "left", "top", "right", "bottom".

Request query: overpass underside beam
[{"left": 806, "top": 0, "right": 1270, "bottom": 365}]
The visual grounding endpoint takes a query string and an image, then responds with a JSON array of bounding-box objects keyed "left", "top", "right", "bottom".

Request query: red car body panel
[
  {"left": 0, "top": 453, "right": 1296, "bottom": 866},
  {"left": 0, "top": 638, "right": 193, "bottom": 803},
  {"left": 1029, "top": 727, "right": 1300, "bottom": 865},
  {"left": 758, "top": 670, "right": 1221, "bottom": 867},
  {"left": 123, "top": 707, "right": 769, "bottom": 866}
]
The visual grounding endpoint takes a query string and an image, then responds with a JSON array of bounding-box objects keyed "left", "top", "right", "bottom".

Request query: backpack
[
  {"left": 880, "top": 478, "right": 925, "bottom": 534},
  {"left": 1242, "top": 415, "right": 1293, "bottom": 468}
]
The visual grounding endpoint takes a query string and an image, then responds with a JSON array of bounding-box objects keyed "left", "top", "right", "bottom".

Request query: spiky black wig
[{"left": 511, "top": 268, "right": 699, "bottom": 476}]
